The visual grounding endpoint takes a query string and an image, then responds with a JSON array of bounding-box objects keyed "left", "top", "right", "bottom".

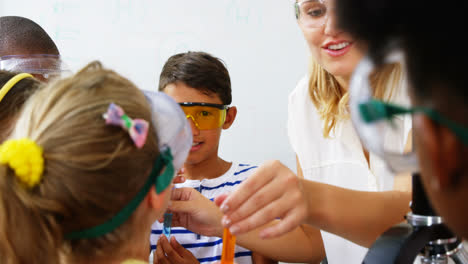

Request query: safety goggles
[
  {"left": 350, "top": 51, "right": 417, "bottom": 173},
  {"left": 0, "top": 54, "right": 72, "bottom": 82},
  {"left": 179, "top": 102, "right": 229, "bottom": 130},
  {"left": 360, "top": 100, "right": 468, "bottom": 146},
  {"left": 350, "top": 50, "right": 468, "bottom": 173},
  {"left": 295, "top": 0, "right": 331, "bottom": 28},
  {"left": 66, "top": 92, "right": 192, "bottom": 240}
]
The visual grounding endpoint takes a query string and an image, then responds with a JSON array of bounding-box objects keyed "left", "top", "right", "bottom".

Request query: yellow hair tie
[
  {"left": 0, "top": 73, "right": 34, "bottom": 103},
  {"left": 0, "top": 138, "right": 44, "bottom": 188}
]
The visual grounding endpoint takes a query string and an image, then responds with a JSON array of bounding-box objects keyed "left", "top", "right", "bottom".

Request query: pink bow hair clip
[{"left": 103, "top": 103, "right": 149, "bottom": 148}]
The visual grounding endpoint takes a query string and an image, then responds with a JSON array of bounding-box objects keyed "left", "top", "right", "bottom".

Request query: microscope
[{"left": 362, "top": 175, "right": 468, "bottom": 264}]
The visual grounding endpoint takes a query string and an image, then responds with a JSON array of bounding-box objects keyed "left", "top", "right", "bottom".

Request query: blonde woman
[
  {"left": 213, "top": 0, "right": 412, "bottom": 263},
  {"left": 147, "top": 0, "right": 411, "bottom": 263},
  {"left": 0, "top": 62, "right": 191, "bottom": 264}
]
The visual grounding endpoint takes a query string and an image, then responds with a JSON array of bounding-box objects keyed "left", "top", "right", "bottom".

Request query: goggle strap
[
  {"left": 360, "top": 99, "right": 468, "bottom": 145},
  {"left": 419, "top": 108, "right": 468, "bottom": 146},
  {"left": 179, "top": 102, "right": 229, "bottom": 110},
  {"left": 358, "top": 99, "right": 412, "bottom": 123},
  {"left": 65, "top": 148, "right": 174, "bottom": 240},
  {"left": 155, "top": 148, "right": 175, "bottom": 194}
]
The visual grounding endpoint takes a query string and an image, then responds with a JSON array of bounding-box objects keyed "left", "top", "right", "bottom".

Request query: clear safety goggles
[
  {"left": 0, "top": 54, "right": 72, "bottom": 82},
  {"left": 145, "top": 91, "right": 192, "bottom": 175},
  {"left": 350, "top": 51, "right": 468, "bottom": 173},
  {"left": 179, "top": 102, "right": 229, "bottom": 130},
  {"left": 66, "top": 91, "right": 192, "bottom": 240},
  {"left": 295, "top": 0, "right": 331, "bottom": 28}
]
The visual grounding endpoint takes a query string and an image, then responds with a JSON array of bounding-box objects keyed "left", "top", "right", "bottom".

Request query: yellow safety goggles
[{"left": 179, "top": 102, "right": 229, "bottom": 130}]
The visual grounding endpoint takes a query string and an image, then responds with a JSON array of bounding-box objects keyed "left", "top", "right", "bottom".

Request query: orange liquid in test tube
[{"left": 221, "top": 228, "right": 236, "bottom": 264}]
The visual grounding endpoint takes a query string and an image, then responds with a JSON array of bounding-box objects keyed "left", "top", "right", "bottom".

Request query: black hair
[
  {"left": 158, "top": 51, "right": 232, "bottom": 105},
  {"left": 0, "top": 16, "right": 59, "bottom": 56},
  {"left": 0, "top": 70, "right": 42, "bottom": 141},
  {"left": 335, "top": 0, "right": 467, "bottom": 109}
]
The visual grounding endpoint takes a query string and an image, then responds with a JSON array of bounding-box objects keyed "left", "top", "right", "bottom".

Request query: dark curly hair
[{"left": 0, "top": 16, "right": 59, "bottom": 56}]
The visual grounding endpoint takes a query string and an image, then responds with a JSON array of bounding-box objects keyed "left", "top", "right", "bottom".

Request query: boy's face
[{"left": 163, "top": 82, "right": 232, "bottom": 166}]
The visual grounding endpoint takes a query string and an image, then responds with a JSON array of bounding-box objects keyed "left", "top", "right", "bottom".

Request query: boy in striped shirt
[{"left": 150, "top": 51, "right": 275, "bottom": 264}]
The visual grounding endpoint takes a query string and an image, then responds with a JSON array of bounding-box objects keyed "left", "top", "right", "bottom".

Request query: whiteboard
[{"left": 0, "top": 0, "right": 309, "bottom": 171}]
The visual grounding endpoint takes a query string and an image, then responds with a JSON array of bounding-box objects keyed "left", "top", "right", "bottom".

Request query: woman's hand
[
  {"left": 215, "top": 160, "right": 309, "bottom": 239},
  {"left": 166, "top": 187, "right": 224, "bottom": 237},
  {"left": 153, "top": 235, "right": 199, "bottom": 264}
]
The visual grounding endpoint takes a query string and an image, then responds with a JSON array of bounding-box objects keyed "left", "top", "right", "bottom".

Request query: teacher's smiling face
[{"left": 295, "top": 0, "right": 364, "bottom": 80}]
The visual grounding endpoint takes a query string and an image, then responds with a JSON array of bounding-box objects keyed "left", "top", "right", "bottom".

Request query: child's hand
[
  {"left": 167, "top": 187, "right": 224, "bottom": 237},
  {"left": 154, "top": 235, "right": 199, "bottom": 264},
  {"left": 173, "top": 167, "right": 186, "bottom": 184},
  {"left": 215, "top": 160, "right": 309, "bottom": 239}
]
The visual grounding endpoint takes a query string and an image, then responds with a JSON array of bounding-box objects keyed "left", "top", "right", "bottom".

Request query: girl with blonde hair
[{"left": 0, "top": 61, "right": 191, "bottom": 264}]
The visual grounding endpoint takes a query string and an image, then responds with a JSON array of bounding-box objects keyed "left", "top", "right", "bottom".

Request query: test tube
[
  {"left": 162, "top": 213, "right": 173, "bottom": 237},
  {"left": 221, "top": 228, "right": 236, "bottom": 264}
]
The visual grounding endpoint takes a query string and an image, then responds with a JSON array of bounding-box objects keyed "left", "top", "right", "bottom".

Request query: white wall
[{"left": 0, "top": 0, "right": 309, "bottom": 171}]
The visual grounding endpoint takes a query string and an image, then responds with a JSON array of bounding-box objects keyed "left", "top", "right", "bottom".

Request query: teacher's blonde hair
[{"left": 308, "top": 59, "right": 402, "bottom": 137}]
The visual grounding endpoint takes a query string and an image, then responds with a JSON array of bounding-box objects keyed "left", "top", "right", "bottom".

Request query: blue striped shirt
[{"left": 150, "top": 163, "right": 257, "bottom": 264}]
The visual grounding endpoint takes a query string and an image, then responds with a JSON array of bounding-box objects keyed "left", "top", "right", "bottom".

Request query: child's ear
[
  {"left": 146, "top": 185, "right": 169, "bottom": 211},
  {"left": 415, "top": 115, "right": 462, "bottom": 190},
  {"left": 222, "top": 106, "right": 237, "bottom": 129}
]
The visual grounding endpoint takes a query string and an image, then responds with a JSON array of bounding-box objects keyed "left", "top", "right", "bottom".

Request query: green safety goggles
[
  {"left": 350, "top": 51, "right": 468, "bottom": 173},
  {"left": 359, "top": 99, "right": 468, "bottom": 146}
]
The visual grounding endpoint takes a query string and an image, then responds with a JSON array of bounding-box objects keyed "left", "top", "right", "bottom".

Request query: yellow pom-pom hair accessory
[
  {"left": 0, "top": 73, "right": 34, "bottom": 103},
  {"left": 0, "top": 138, "right": 44, "bottom": 188}
]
